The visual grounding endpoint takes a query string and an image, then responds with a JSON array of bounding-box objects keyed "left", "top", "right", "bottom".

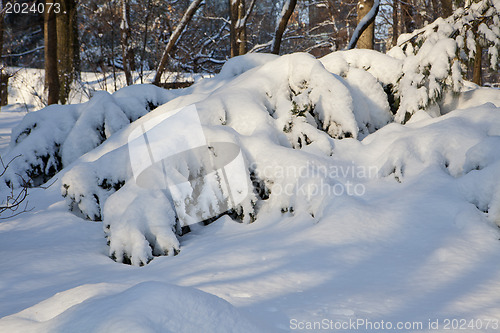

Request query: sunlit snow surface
[
  {"left": 1, "top": 156, "right": 500, "bottom": 332},
  {"left": 1, "top": 53, "right": 500, "bottom": 332}
]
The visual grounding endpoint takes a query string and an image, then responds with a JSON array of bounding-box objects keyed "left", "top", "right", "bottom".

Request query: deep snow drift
[{"left": 1, "top": 45, "right": 500, "bottom": 331}]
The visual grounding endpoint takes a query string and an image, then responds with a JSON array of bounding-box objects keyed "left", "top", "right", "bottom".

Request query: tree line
[{"left": 0, "top": 0, "right": 496, "bottom": 108}]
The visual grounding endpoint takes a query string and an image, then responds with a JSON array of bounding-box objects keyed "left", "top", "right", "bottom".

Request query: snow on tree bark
[
  {"left": 120, "top": 0, "right": 133, "bottom": 86},
  {"left": 347, "top": 0, "right": 380, "bottom": 50},
  {"left": 271, "top": 0, "right": 297, "bottom": 55},
  {"left": 356, "top": 0, "right": 375, "bottom": 49}
]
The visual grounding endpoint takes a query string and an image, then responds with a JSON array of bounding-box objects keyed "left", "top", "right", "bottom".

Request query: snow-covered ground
[
  {"left": 1, "top": 49, "right": 500, "bottom": 332},
  {"left": 1, "top": 134, "right": 500, "bottom": 332},
  {"left": 0, "top": 104, "right": 27, "bottom": 152}
]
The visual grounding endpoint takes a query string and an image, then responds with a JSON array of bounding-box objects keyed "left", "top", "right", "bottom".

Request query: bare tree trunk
[
  {"left": 229, "top": 0, "right": 239, "bottom": 57},
  {"left": 0, "top": 1, "right": 3, "bottom": 64},
  {"left": 57, "top": 0, "right": 78, "bottom": 104},
  {"left": 472, "top": 42, "right": 482, "bottom": 85},
  {"left": 357, "top": 0, "right": 375, "bottom": 49},
  {"left": 229, "top": 0, "right": 255, "bottom": 57},
  {"left": 348, "top": 0, "right": 380, "bottom": 49},
  {"left": 271, "top": 0, "right": 297, "bottom": 55},
  {"left": 45, "top": 2, "right": 60, "bottom": 105},
  {"left": 441, "top": 0, "right": 453, "bottom": 17},
  {"left": 229, "top": 0, "right": 245, "bottom": 57},
  {"left": 153, "top": 0, "right": 203, "bottom": 86},
  {"left": 392, "top": 0, "right": 399, "bottom": 47},
  {"left": 111, "top": 26, "right": 117, "bottom": 91},
  {"left": 400, "top": 0, "right": 414, "bottom": 33},
  {"left": 0, "top": 71, "right": 7, "bottom": 108},
  {"left": 430, "top": 0, "right": 440, "bottom": 21},
  {"left": 121, "top": 0, "right": 132, "bottom": 86},
  {"left": 140, "top": 0, "right": 153, "bottom": 84},
  {"left": 237, "top": 0, "right": 247, "bottom": 56}
]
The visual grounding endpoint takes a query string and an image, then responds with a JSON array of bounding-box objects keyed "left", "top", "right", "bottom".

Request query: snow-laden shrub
[
  {"left": 388, "top": 0, "right": 500, "bottom": 122},
  {"left": 321, "top": 0, "right": 500, "bottom": 124},
  {"left": 61, "top": 146, "right": 128, "bottom": 221},
  {"left": 55, "top": 53, "right": 393, "bottom": 265},
  {"left": 3, "top": 85, "right": 180, "bottom": 187}
]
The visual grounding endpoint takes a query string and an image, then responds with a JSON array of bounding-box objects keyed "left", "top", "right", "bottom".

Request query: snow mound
[
  {"left": 321, "top": 49, "right": 403, "bottom": 87},
  {"left": 218, "top": 53, "right": 279, "bottom": 79},
  {"left": 3, "top": 85, "right": 180, "bottom": 187},
  {"left": 323, "top": 44, "right": 461, "bottom": 124},
  {"left": 0, "top": 281, "right": 259, "bottom": 333},
  {"left": 54, "top": 52, "right": 397, "bottom": 265},
  {"left": 362, "top": 106, "right": 499, "bottom": 179},
  {"left": 440, "top": 85, "right": 500, "bottom": 113},
  {"left": 345, "top": 103, "right": 500, "bottom": 225}
]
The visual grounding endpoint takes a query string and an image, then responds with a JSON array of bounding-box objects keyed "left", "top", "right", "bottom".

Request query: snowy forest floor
[
  {"left": 2, "top": 157, "right": 500, "bottom": 332},
  {"left": 1, "top": 66, "right": 500, "bottom": 332}
]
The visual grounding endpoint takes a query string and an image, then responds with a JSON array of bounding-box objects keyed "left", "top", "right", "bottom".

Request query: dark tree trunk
[
  {"left": 237, "top": 0, "right": 247, "bottom": 56},
  {"left": 0, "top": 1, "right": 3, "bottom": 63},
  {"left": 45, "top": 1, "right": 60, "bottom": 105},
  {"left": 56, "top": 0, "right": 78, "bottom": 104},
  {"left": 0, "top": 73, "right": 7, "bottom": 107},
  {"left": 401, "top": 0, "right": 415, "bottom": 33},
  {"left": 392, "top": 0, "right": 399, "bottom": 46},
  {"left": 441, "top": 0, "right": 453, "bottom": 17},
  {"left": 271, "top": 0, "right": 297, "bottom": 55},
  {"left": 473, "top": 42, "right": 483, "bottom": 85},
  {"left": 121, "top": 0, "right": 133, "bottom": 86},
  {"left": 430, "top": 0, "right": 440, "bottom": 21},
  {"left": 229, "top": 0, "right": 242, "bottom": 57}
]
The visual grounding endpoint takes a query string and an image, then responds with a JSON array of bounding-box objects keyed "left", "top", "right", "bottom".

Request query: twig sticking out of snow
[{"left": 0, "top": 155, "right": 31, "bottom": 219}]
